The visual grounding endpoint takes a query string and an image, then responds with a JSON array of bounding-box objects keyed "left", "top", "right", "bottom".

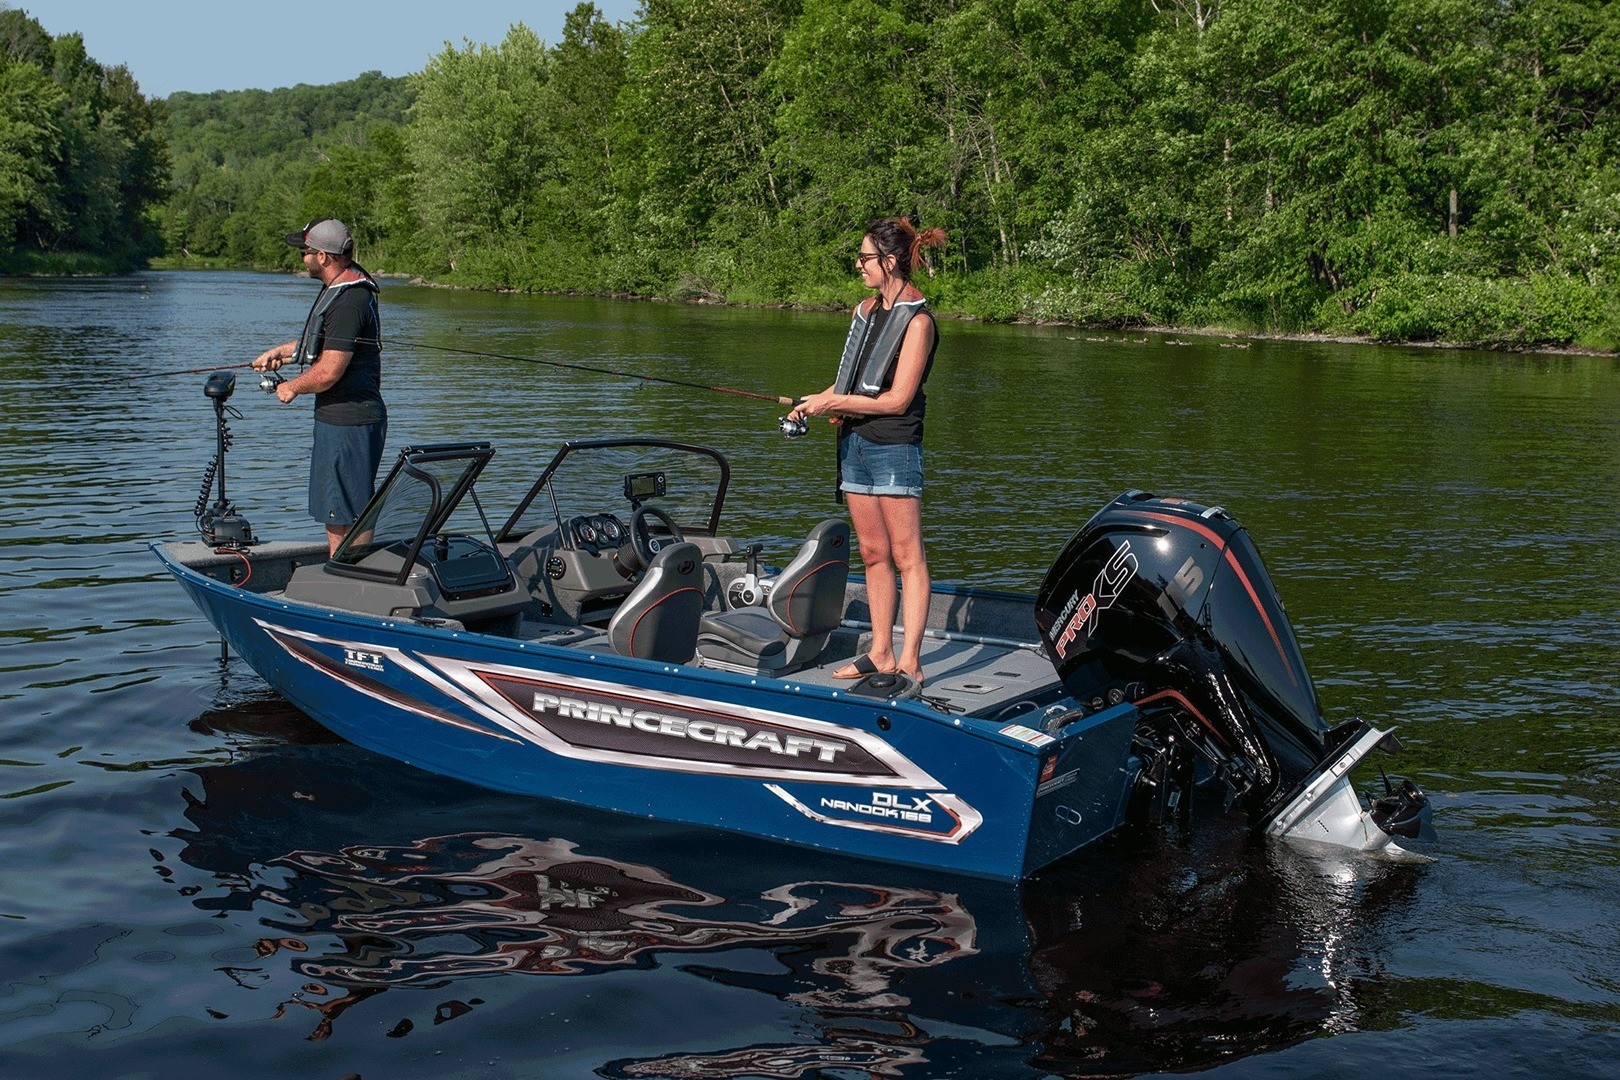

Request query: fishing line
[
  {"left": 118, "top": 336, "right": 811, "bottom": 434},
  {"left": 369, "top": 335, "right": 802, "bottom": 407}
]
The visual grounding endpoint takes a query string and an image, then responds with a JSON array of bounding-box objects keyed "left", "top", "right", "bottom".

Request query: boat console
[
  {"left": 280, "top": 443, "right": 530, "bottom": 629},
  {"left": 282, "top": 533, "right": 530, "bottom": 629}
]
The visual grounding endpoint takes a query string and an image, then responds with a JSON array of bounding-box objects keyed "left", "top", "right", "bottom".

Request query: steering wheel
[{"left": 623, "top": 504, "right": 685, "bottom": 574}]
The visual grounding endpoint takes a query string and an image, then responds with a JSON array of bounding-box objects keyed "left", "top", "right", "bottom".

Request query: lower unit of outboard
[{"left": 1035, "top": 490, "right": 1431, "bottom": 854}]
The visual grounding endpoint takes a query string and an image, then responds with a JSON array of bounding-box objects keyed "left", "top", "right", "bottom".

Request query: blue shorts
[
  {"left": 839, "top": 431, "right": 923, "bottom": 498},
  {"left": 309, "top": 417, "right": 387, "bottom": 526}
]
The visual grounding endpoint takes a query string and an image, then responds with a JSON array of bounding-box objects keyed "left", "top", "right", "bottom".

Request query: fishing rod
[
  {"left": 378, "top": 336, "right": 803, "bottom": 408},
  {"left": 150, "top": 337, "right": 814, "bottom": 435},
  {"left": 127, "top": 361, "right": 257, "bottom": 380},
  {"left": 319, "top": 335, "right": 810, "bottom": 436}
]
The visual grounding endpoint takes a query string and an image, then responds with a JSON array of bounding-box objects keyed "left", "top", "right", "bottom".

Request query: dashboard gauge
[{"left": 600, "top": 517, "right": 623, "bottom": 543}]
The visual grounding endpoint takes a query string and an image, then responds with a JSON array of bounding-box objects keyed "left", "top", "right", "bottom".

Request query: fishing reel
[
  {"left": 778, "top": 415, "right": 807, "bottom": 438},
  {"left": 257, "top": 368, "right": 285, "bottom": 392}
]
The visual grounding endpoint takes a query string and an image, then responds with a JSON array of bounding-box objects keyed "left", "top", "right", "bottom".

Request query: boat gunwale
[{"left": 152, "top": 538, "right": 1081, "bottom": 756}]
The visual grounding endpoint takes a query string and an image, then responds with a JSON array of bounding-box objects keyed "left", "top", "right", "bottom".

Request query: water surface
[{"left": 1, "top": 271, "right": 1616, "bottom": 1077}]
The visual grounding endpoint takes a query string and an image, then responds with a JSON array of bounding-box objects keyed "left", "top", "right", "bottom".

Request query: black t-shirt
[{"left": 311, "top": 279, "right": 384, "bottom": 425}]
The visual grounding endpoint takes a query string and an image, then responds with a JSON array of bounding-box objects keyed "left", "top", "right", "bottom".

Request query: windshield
[
  {"left": 333, "top": 445, "right": 496, "bottom": 568},
  {"left": 500, "top": 439, "right": 729, "bottom": 541}
]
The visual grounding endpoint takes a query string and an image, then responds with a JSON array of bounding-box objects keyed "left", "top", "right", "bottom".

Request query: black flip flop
[{"left": 831, "top": 654, "right": 882, "bottom": 679}]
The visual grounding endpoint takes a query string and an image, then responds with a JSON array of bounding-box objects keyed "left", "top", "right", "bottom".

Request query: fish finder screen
[{"left": 624, "top": 472, "right": 665, "bottom": 501}]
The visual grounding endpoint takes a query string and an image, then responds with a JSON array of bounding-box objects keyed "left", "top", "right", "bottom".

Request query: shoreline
[{"left": 141, "top": 259, "right": 1619, "bottom": 360}]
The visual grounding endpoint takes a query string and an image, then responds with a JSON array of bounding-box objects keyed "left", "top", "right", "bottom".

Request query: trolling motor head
[
  {"left": 196, "top": 373, "right": 255, "bottom": 548},
  {"left": 204, "top": 370, "right": 236, "bottom": 401}
]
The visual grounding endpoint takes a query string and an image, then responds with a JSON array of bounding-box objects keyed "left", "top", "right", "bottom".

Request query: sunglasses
[{"left": 855, "top": 252, "right": 883, "bottom": 267}]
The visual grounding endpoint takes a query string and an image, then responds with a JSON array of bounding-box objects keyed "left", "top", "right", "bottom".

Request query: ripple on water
[{"left": 0, "top": 272, "right": 1616, "bottom": 1075}]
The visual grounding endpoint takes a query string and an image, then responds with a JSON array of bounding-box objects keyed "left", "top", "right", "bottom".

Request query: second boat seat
[
  {"left": 607, "top": 542, "right": 705, "bottom": 663},
  {"left": 696, "top": 519, "right": 850, "bottom": 675}
]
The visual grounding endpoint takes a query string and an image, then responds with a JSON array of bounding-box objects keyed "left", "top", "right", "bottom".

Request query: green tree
[
  {"left": 524, "top": 3, "right": 628, "bottom": 286},
  {"left": 0, "top": 11, "right": 167, "bottom": 266},
  {"left": 407, "top": 24, "right": 552, "bottom": 272},
  {"left": 158, "top": 72, "right": 412, "bottom": 265},
  {"left": 0, "top": 54, "right": 64, "bottom": 244},
  {"left": 616, "top": 0, "right": 799, "bottom": 291}
]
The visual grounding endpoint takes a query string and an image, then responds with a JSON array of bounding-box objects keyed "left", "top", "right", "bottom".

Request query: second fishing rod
[{"left": 252, "top": 334, "right": 812, "bottom": 437}]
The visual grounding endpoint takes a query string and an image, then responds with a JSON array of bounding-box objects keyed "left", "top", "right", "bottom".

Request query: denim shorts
[{"left": 839, "top": 431, "right": 924, "bottom": 498}]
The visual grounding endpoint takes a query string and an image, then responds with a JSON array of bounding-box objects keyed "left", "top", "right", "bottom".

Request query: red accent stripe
[
  {"left": 1137, "top": 688, "right": 1231, "bottom": 749},
  {"left": 779, "top": 560, "right": 842, "bottom": 634},
  {"left": 1223, "top": 549, "right": 1298, "bottom": 687},
  {"left": 627, "top": 586, "right": 701, "bottom": 658},
  {"left": 1131, "top": 511, "right": 1298, "bottom": 688}
]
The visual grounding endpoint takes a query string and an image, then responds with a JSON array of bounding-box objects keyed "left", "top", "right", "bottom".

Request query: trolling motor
[{"left": 194, "top": 372, "right": 255, "bottom": 548}]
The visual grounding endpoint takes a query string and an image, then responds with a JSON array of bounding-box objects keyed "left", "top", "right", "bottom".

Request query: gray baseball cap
[{"left": 283, "top": 217, "right": 353, "bottom": 255}]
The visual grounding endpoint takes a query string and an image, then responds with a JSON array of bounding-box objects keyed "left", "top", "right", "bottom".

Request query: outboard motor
[{"left": 1035, "top": 490, "right": 1429, "bottom": 854}]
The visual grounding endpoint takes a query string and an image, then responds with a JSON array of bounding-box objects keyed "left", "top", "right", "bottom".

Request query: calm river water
[{"left": 1, "top": 270, "right": 1617, "bottom": 1078}]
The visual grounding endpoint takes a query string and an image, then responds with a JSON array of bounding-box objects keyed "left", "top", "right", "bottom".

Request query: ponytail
[{"left": 866, "top": 217, "right": 948, "bottom": 281}]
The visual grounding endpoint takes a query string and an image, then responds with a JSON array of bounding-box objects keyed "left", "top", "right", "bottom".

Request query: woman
[{"left": 790, "top": 217, "right": 946, "bottom": 686}]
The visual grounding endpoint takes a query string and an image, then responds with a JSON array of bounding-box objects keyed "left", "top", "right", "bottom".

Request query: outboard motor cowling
[{"left": 1036, "top": 491, "right": 1427, "bottom": 854}]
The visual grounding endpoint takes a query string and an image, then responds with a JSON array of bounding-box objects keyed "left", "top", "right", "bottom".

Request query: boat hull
[{"left": 157, "top": 542, "right": 1140, "bottom": 879}]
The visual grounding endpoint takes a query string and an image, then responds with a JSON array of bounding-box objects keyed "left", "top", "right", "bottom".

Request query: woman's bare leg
[
  {"left": 835, "top": 492, "right": 898, "bottom": 675},
  {"left": 877, "top": 494, "right": 929, "bottom": 683}
]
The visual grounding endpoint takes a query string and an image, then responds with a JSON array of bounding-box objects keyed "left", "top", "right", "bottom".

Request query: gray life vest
[
  {"left": 294, "top": 275, "right": 377, "bottom": 366},
  {"left": 833, "top": 297, "right": 928, "bottom": 397}
]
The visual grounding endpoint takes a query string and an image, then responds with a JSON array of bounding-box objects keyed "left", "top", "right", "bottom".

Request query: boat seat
[
  {"left": 697, "top": 519, "right": 850, "bottom": 675},
  {"left": 607, "top": 542, "right": 704, "bottom": 663}
]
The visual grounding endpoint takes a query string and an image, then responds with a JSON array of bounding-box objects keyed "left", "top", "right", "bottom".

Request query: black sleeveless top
[{"left": 844, "top": 301, "right": 937, "bottom": 446}]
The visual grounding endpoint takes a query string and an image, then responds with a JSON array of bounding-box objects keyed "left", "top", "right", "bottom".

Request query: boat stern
[{"left": 1009, "top": 698, "right": 1141, "bottom": 875}]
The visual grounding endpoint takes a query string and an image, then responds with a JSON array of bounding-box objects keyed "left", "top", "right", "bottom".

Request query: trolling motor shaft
[{"left": 196, "top": 372, "right": 255, "bottom": 548}]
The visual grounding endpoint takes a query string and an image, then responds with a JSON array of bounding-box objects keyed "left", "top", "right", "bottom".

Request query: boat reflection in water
[
  {"left": 244, "top": 833, "right": 978, "bottom": 1040},
  {"left": 172, "top": 698, "right": 1422, "bottom": 1074}
]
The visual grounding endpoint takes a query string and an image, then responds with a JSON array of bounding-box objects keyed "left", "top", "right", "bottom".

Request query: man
[{"left": 251, "top": 218, "right": 386, "bottom": 556}]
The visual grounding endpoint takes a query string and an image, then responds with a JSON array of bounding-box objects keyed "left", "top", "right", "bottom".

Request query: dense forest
[
  {"left": 0, "top": 8, "right": 167, "bottom": 272},
  {"left": 6, "top": 2, "right": 1619, "bottom": 348},
  {"left": 158, "top": 72, "right": 413, "bottom": 266}
]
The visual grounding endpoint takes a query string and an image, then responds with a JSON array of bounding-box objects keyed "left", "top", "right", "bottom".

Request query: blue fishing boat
[{"left": 155, "top": 375, "right": 1428, "bottom": 879}]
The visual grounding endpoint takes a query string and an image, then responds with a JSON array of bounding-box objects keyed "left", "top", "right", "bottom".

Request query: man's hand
[
  {"left": 275, "top": 381, "right": 298, "bottom": 404},
  {"left": 252, "top": 343, "right": 292, "bottom": 372}
]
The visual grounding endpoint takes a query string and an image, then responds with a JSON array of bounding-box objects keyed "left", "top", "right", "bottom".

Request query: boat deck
[
  {"left": 166, "top": 539, "right": 1065, "bottom": 723},
  {"left": 513, "top": 613, "right": 1060, "bottom": 720}
]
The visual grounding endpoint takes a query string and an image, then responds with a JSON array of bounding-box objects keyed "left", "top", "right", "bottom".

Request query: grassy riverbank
[{"left": 358, "top": 255, "right": 1620, "bottom": 354}]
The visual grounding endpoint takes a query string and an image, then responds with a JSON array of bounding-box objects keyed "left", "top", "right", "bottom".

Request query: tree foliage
[
  {"left": 17, "top": 1, "right": 1618, "bottom": 348},
  {"left": 157, "top": 71, "right": 413, "bottom": 267},
  {"left": 0, "top": 8, "right": 168, "bottom": 270}
]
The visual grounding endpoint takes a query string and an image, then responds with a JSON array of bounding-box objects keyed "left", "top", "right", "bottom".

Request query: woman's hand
[{"left": 794, "top": 391, "right": 841, "bottom": 420}]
